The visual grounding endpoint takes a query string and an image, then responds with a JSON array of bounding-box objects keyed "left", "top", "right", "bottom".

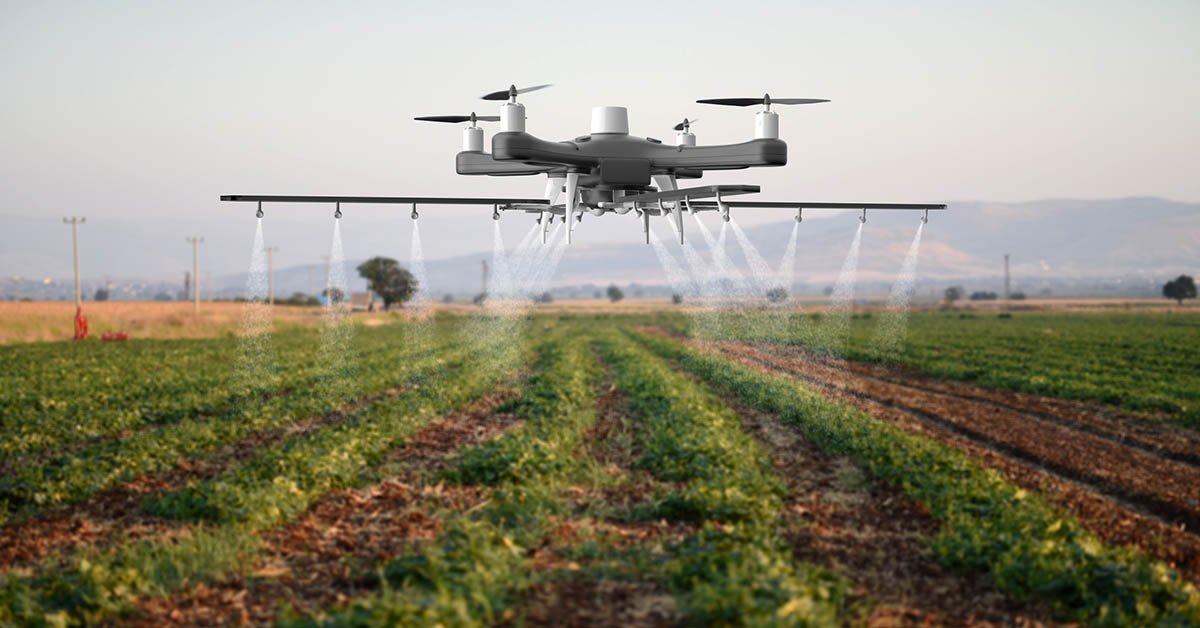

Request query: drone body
[{"left": 222, "top": 85, "right": 945, "bottom": 244}]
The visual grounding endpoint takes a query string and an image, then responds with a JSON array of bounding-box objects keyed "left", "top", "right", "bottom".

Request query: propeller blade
[
  {"left": 481, "top": 83, "right": 553, "bottom": 100},
  {"left": 696, "top": 98, "right": 829, "bottom": 106},
  {"left": 516, "top": 83, "right": 553, "bottom": 95},
  {"left": 673, "top": 118, "right": 698, "bottom": 131},
  {"left": 414, "top": 115, "right": 501, "bottom": 123}
]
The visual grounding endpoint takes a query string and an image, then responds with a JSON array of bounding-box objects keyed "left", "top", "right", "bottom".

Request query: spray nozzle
[
  {"left": 333, "top": 203, "right": 342, "bottom": 220},
  {"left": 922, "top": 209, "right": 929, "bottom": 224},
  {"left": 492, "top": 205, "right": 501, "bottom": 221},
  {"left": 411, "top": 203, "right": 419, "bottom": 220},
  {"left": 256, "top": 202, "right": 264, "bottom": 219},
  {"left": 795, "top": 207, "right": 802, "bottom": 223},
  {"left": 859, "top": 209, "right": 867, "bottom": 224}
]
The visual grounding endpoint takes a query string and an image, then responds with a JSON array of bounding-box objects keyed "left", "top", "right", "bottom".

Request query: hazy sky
[{"left": 2, "top": 1, "right": 1198, "bottom": 276}]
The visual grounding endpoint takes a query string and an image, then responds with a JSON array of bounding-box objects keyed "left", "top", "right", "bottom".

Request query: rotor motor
[
  {"left": 755, "top": 110, "right": 779, "bottom": 140},
  {"left": 501, "top": 102, "right": 526, "bottom": 133},
  {"left": 462, "top": 126, "right": 484, "bottom": 152}
]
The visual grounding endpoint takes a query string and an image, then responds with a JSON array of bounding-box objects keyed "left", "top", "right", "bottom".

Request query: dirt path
[
  {"left": 128, "top": 389, "right": 519, "bottom": 626},
  {"left": 704, "top": 339, "right": 1200, "bottom": 582}
]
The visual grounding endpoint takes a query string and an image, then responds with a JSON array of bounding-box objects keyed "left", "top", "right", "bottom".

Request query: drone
[{"left": 221, "top": 84, "right": 945, "bottom": 244}]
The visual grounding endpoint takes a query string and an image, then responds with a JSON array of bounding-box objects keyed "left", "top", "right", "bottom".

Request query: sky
[{"left": 2, "top": 0, "right": 1198, "bottom": 278}]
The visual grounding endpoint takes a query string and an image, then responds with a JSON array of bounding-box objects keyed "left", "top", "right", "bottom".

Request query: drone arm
[{"left": 219, "top": 195, "right": 552, "bottom": 216}]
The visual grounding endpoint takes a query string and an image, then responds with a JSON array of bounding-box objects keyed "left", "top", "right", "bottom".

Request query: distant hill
[{"left": 3, "top": 197, "right": 1197, "bottom": 300}]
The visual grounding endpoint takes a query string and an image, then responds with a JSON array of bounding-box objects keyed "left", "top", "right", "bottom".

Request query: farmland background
[{"left": 2, "top": 307, "right": 1199, "bottom": 625}]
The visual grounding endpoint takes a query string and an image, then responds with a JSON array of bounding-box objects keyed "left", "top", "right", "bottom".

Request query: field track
[{"left": 693, "top": 336, "right": 1200, "bottom": 582}]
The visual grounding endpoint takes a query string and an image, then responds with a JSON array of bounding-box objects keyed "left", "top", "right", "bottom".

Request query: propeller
[
  {"left": 673, "top": 118, "right": 699, "bottom": 132},
  {"left": 414, "top": 112, "right": 500, "bottom": 125},
  {"left": 481, "top": 83, "right": 553, "bottom": 102},
  {"left": 697, "top": 93, "right": 829, "bottom": 110}
]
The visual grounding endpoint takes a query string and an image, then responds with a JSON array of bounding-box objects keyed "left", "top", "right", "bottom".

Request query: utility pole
[
  {"left": 1003, "top": 253, "right": 1011, "bottom": 303},
  {"left": 265, "top": 246, "right": 279, "bottom": 305},
  {"left": 62, "top": 217, "right": 85, "bottom": 306},
  {"left": 186, "top": 237, "right": 204, "bottom": 314}
]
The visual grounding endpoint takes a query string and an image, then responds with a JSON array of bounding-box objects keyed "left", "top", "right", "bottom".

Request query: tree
[
  {"left": 93, "top": 287, "right": 110, "bottom": 302},
  {"left": 671, "top": 293, "right": 684, "bottom": 305},
  {"left": 533, "top": 291, "right": 553, "bottom": 304},
  {"left": 969, "top": 291, "right": 998, "bottom": 301},
  {"left": 1163, "top": 275, "right": 1197, "bottom": 305},
  {"left": 606, "top": 285, "right": 624, "bottom": 303},
  {"left": 766, "top": 287, "right": 788, "bottom": 303},
  {"left": 944, "top": 286, "right": 963, "bottom": 304},
  {"left": 356, "top": 257, "right": 418, "bottom": 310}
]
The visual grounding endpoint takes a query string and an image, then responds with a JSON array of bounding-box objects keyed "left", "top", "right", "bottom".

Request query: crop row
[
  {"left": 0, "top": 322, "right": 446, "bottom": 461},
  {"left": 635, "top": 329, "right": 1200, "bottom": 624},
  {"left": 599, "top": 330, "right": 846, "bottom": 625},
  {"left": 0, "top": 326, "right": 531, "bottom": 624},
  {"left": 302, "top": 331, "right": 602, "bottom": 625},
  {"left": 0, "top": 328, "right": 463, "bottom": 520},
  {"left": 739, "top": 309, "right": 1200, "bottom": 425},
  {"left": 147, "top": 335, "right": 524, "bottom": 529},
  {"left": 702, "top": 311, "right": 1200, "bottom": 426}
]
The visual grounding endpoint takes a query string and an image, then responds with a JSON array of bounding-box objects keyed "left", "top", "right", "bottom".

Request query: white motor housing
[
  {"left": 591, "top": 106, "right": 629, "bottom": 135},
  {"left": 462, "top": 126, "right": 484, "bottom": 152},
  {"left": 501, "top": 102, "right": 526, "bottom": 133},
  {"left": 755, "top": 110, "right": 779, "bottom": 139},
  {"left": 676, "top": 131, "right": 696, "bottom": 147}
]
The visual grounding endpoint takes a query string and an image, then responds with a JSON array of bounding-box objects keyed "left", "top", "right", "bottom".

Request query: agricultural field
[{"left": 1, "top": 310, "right": 1199, "bottom": 626}]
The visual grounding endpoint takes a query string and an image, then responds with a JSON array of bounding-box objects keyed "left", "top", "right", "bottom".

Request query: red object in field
[
  {"left": 73, "top": 306, "right": 89, "bottom": 340},
  {"left": 101, "top": 331, "right": 128, "bottom": 342}
]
